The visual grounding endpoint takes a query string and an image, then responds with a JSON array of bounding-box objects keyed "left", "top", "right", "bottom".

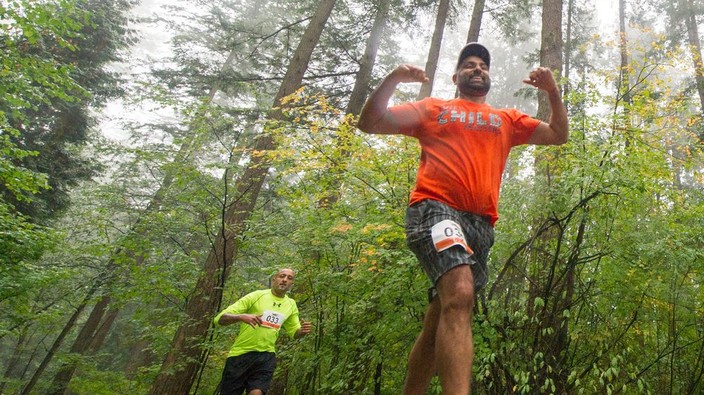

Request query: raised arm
[
  {"left": 357, "top": 64, "right": 428, "bottom": 135},
  {"left": 523, "top": 67, "right": 569, "bottom": 145}
]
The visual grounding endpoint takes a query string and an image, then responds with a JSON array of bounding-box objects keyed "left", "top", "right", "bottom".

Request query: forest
[{"left": 1, "top": 0, "right": 703, "bottom": 394}]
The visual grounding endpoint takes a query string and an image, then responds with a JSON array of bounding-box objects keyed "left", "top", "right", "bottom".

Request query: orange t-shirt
[{"left": 389, "top": 97, "right": 540, "bottom": 225}]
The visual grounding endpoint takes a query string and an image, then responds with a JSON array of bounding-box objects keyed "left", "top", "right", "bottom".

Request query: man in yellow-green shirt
[{"left": 214, "top": 268, "right": 312, "bottom": 395}]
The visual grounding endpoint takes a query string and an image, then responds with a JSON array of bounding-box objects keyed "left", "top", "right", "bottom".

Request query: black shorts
[
  {"left": 405, "top": 199, "right": 495, "bottom": 299},
  {"left": 219, "top": 351, "right": 276, "bottom": 395}
]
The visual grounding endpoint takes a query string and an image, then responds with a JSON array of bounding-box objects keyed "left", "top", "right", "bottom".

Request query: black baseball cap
[{"left": 456, "top": 42, "right": 490, "bottom": 70}]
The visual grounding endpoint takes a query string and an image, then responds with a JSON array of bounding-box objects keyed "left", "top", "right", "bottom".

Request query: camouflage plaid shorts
[{"left": 405, "top": 199, "right": 495, "bottom": 300}]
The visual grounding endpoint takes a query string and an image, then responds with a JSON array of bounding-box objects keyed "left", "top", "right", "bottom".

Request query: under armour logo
[{"left": 273, "top": 302, "right": 282, "bottom": 307}]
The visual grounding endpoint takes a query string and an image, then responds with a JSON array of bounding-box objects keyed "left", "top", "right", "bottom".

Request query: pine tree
[{"left": 1, "top": 0, "right": 136, "bottom": 223}]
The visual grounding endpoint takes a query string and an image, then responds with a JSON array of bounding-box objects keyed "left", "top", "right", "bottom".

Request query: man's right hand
[
  {"left": 357, "top": 64, "right": 427, "bottom": 135},
  {"left": 389, "top": 64, "right": 429, "bottom": 84},
  {"left": 238, "top": 314, "right": 263, "bottom": 328},
  {"left": 218, "top": 313, "right": 262, "bottom": 327}
]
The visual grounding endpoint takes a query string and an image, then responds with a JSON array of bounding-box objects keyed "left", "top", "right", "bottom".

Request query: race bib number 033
[
  {"left": 431, "top": 219, "right": 473, "bottom": 254},
  {"left": 261, "top": 310, "right": 285, "bottom": 330}
]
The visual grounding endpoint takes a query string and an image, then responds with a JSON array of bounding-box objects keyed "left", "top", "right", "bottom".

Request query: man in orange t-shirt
[{"left": 357, "top": 43, "right": 568, "bottom": 394}]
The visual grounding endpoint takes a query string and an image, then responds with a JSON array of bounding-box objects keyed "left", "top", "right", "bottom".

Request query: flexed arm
[
  {"left": 357, "top": 64, "right": 428, "bottom": 135},
  {"left": 523, "top": 67, "right": 569, "bottom": 145}
]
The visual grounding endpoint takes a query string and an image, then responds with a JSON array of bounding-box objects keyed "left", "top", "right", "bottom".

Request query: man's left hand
[
  {"left": 523, "top": 67, "right": 558, "bottom": 92},
  {"left": 297, "top": 319, "right": 313, "bottom": 338}
]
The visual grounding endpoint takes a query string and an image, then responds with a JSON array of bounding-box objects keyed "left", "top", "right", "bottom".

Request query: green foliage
[
  {"left": 207, "top": 90, "right": 431, "bottom": 393},
  {"left": 0, "top": 131, "right": 48, "bottom": 201},
  {"left": 472, "top": 30, "right": 704, "bottom": 394},
  {"left": 0, "top": 0, "right": 67, "bottom": 315},
  {"left": 1, "top": 0, "right": 135, "bottom": 222},
  {"left": 67, "top": 362, "right": 146, "bottom": 395},
  {"left": 3, "top": 1, "right": 704, "bottom": 394},
  {"left": 0, "top": 204, "right": 56, "bottom": 333},
  {"left": 0, "top": 1, "right": 137, "bottom": 393},
  {"left": 0, "top": 0, "right": 76, "bottom": 208}
]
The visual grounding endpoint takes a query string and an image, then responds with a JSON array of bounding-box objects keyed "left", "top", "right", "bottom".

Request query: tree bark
[
  {"left": 536, "top": 0, "right": 563, "bottom": 122},
  {"left": 417, "top": 0, "right": 451, "bottom": 99},
  {"left": 465, "top": 0, "right": 486, "bottom": 43},
  {"left": 563, "top": 0, "right": 573, "bottom": 98},
  {"left": 456, "top": 0, "right": 485, "bottom": 98},
  {"left": 532, "top": 0, "right": 568, "bottom": 391},
  {"left": 47, "top": 295, "right": 113, "bottom": 395},
  {"left": 347, "top": 0, "right": 390, "bottom": 116},
  {"left": 682, "top": 0, "right": 704, "bottom": 114}
]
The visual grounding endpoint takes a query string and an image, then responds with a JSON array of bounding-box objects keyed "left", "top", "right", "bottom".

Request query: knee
[
  {"left": 436, "top": 266, "right": 476, "bottom": 312},
  {"left": 443, "top": 293, "right": 474, "bottom": 314},
  {"left": 439, "top": 283, "right": 475, "bottom": 313}
]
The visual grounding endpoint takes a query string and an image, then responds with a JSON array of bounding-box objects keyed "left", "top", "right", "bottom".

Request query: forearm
[
  {"left": 217, "top": 313, "right": 240, "bottom": 326},
  {"left": 547, "top": 88, "right": 569, "bottom": 143},
  {"left": 357, "top": 74, "right": 401, "bottom": 134}
]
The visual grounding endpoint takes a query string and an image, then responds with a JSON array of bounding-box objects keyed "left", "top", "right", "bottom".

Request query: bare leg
[
  {"left": 435, "top": 265, "right": 476, "bottom": 394},
  {"left": 402, "top": 299, "right": 440, "bottom": 395},
  {"left": 248, "top": 390, "right": 263, "bottom": 395}
]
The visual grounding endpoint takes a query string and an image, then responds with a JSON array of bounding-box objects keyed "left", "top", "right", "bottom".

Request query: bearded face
[
  {"left": 455, "top": 68, "right": 491, "bottom": 96},
  {"left": 454, "top": 56, "right": 491, "bottom": 97}
]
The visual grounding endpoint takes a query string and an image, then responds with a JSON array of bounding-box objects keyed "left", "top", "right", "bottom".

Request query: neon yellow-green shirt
[{"left": 214, "top": 289, "right": 301, "bottom": 357}]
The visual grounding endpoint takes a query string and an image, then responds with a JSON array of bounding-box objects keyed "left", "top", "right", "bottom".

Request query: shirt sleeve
[
  {"left": 281, "top": 300, "right": 301, "bottom": 338},
  {"left": 506, "top": 108, "right": 541, "bottom": 146},
  {"left": 213, "top": 291, "right": 259, "bottom": 326},
  {"left": 388, "top": 98, "right": 432, "bottom": 136}
]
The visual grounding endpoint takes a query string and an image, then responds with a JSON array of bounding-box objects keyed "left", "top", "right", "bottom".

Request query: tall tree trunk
[
  {"left": 456, "top": 0, "right": 485, "bottom": 98},
  {"left": 683, "top": 0, "right": 704, "bottom": 109},
  {"left": 532, "top": 0, "right": 567, "bottom": 391},
  {"left": 617, "top": 0, "right": 633, "bottom": 148},
  {"left": 147, "top": 2, "right": 337, "bottom": 393},
  {"left": 47, "top": 295, "right": 114, "bottom": 395},
  {"left": 417, "top": 0, "right": 451, "bottom": 99},
  {"left": 536, "top": 0, "right": 563, "bottom": 122},
  {"left": 681, "top": 0, "right": 704, "bottom": 132},
  {"left": 465, "top": 0, "right": 486, "bottom": 43},
  {"left": 347, "top": 1, "right": 390, "bottom": 116},
  {"left": 563, "top": 0, "right": 574, "bottom": 98}
]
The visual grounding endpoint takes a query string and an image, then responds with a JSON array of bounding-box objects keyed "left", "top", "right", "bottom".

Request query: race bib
[
  {"left": 431, "top": 220, "right": 473, "bottom": 254},
  {"left": 261, "top": 310, "right": 285, "bottom": 330}
]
